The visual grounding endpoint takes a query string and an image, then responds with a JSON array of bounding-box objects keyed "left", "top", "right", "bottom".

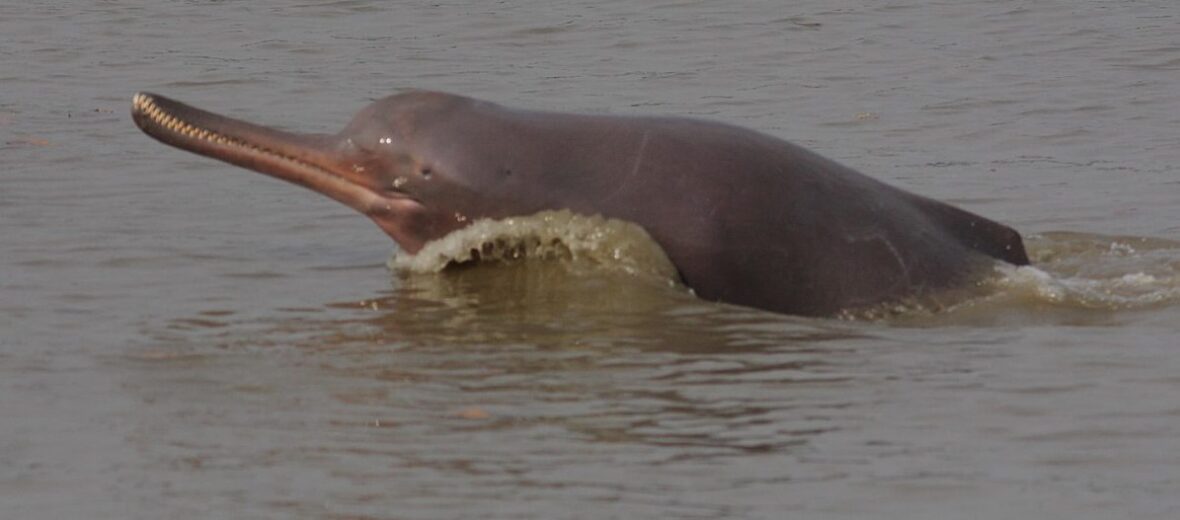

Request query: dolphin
[{"left": 131, "top": 91, "right": 1028, "bottom": 316}]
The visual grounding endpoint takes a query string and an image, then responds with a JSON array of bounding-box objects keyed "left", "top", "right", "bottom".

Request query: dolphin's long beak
[{"left": 130, "top": 92, "right": 382, "bottom": 215}]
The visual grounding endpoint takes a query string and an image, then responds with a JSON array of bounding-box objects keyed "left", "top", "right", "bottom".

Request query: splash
[
  {"left": 989, "top": 232, "right": 1180, "bottom": 310},
  {"left": 842, "top": 231, "right": 1180, "bottom": 322},
  {"left": 389, "top": 210, "right": 681, "bottom": 285},
  {"left": 393, "top": 217, "right": 1178, "bottom": 322}
]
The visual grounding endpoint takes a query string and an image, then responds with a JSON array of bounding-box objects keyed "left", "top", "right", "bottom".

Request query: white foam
[
  {"left": 991, "top": 259, "right": 1179, "bottom": 310},
  {"left": 388, "top": 210, "right": 680, "bottom": 284}
]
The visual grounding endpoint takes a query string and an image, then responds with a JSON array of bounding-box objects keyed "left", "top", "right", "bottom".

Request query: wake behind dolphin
[{"left": 131, "top": 90, "right": 1029, "bottom": 317}]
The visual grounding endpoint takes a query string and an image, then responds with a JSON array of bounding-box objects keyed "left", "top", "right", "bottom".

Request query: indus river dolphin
[{"left": 131, "top": 90, "right": 1029, "bottom": 317}]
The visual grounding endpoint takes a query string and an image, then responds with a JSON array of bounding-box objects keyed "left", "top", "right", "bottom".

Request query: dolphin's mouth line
[
  {"left": 131, "top": 93, "right": 347, "bottom": 184},
  {"left": 131, "top": 92, "right": 420, "bottom": 208}
]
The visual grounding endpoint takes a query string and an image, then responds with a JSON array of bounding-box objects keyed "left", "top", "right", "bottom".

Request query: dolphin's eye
[{"left": 420, "top": 167, "right": 433, "bottom": 179}]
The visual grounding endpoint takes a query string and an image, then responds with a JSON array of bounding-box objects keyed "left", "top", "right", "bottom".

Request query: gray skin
[{"left": 131, "top": 90, "right": 1029, "bottom": 317}]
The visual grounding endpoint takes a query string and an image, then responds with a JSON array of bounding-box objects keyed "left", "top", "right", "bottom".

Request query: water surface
[{"left": 3, "top": 1, "right": 1179, "bottom": 518}]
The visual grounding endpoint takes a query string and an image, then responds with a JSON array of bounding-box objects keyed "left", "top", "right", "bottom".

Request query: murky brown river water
[{"left": 3, "top": 2, "right": 1179, "bottom": 518}]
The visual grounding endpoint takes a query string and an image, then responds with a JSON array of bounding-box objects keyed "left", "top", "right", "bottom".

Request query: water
[{"left": 3, "top": 1, "right": 1179, "bottom": 518}]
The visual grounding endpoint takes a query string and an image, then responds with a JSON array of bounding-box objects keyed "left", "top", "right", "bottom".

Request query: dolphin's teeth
[
  {"left": 135, "top": 95, "right": 222, "bottom": 145},
  {"left": 133, "top": 94, "right": 333, "bottom": 177}
]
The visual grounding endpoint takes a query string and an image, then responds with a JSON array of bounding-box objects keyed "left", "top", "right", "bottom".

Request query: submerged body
[{"left": 131, "top": 91, "right": 1028, "bottom": 317}]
